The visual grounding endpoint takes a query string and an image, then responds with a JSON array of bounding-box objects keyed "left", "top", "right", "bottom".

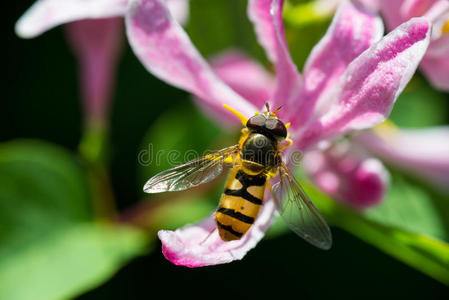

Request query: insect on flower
[{"left": 144, "top": 103, "right": 332, "bottom": 250}]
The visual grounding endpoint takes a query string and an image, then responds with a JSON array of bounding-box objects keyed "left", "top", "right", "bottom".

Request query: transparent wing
[
  {"left": 143, "top": 145, "right": 239, "bottom": 193},
  {"left": 272, "top": 162, "right": 332, "bottom": 250}
]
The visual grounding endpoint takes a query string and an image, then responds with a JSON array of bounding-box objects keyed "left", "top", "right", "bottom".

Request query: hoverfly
[{"left": 144, "top": 103, "right": 332, "bottom": 250}]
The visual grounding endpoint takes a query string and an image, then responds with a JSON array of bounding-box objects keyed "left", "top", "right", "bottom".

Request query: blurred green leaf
[
  {"left": 186, "top": 0, "right": 265, "bottom": 61},
  {"left": 283, "top": 1, "right": 331, "bottom": 71},
  {"left": 390, "top": 75, "right": 449, "bottom": 127},
  {"left": 0, "top": 140, "right": 148, "bottom": 300},
  {"left": 0, "top": 224, "right": 146, "bottom": 300},
  {"left": 364, "top": 171, "right": 449, "bottom": 242},
  {"left": 284, "top": 0, "right": 333, "bottom": 27},
  {"left": 302, "top": 179, "right": 449, "bottom": 285}
]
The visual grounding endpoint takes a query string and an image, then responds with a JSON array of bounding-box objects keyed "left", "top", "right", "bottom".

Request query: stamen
[
  {"left": 273, "top": 105, "right": 283, "bottom": 113},
  {"left": 265, "top": 102, "right": 270, "bottom": 112},
  {"left": 442, "top": 19, "right": 449, "bottom": 34},
  {"left": 223, "top": 104, "right": 249, "bottom": 126},
  {"left": 373, "top": 119, "right": 398, "bottom": 140},
  {"left": 285, "top": 122, "right": 291, "bottom": 129}
]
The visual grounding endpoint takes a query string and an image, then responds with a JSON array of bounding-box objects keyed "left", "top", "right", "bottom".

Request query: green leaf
[
  {"left": 0, "top": 223, "right": 147, "bottom": 300},
  {"left": 0, "top": 140, "right": 148, "bottom": 300},
  {"left": 301, "top": 180, "right": 449, "bottom": 285},
  {"left": 364, "top": 171, "right": 449, "bottom": 242},
  {"left": 186, "top": 0, "right": 265, "bottom": 61},
  {"left": 390, "top": 75, "right": 449, "bottom": 127},
  {"left": 284, "top": 0, "right": 333, "bottom": 27}
]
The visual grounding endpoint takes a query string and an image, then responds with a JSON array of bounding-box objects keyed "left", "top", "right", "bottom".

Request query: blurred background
[{"left": 2, "top": 0, "right": 449, "bottom": 299}]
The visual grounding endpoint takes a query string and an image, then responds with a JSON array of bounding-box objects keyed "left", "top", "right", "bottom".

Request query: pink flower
[
  {"left": 129, "top": 0, "right": 429, "bottom": 266},
  {"left": 15, "top": 0, "right": 189, "bottom": 126},
  {"left": 65, "top": 18, "right": 123, "bottom": 126},
  {"left": 355, "top": 124, "right": 449, "bottom": 191},
  {"left": 378, "top": 0, "right": 449, "bottom": 91}
]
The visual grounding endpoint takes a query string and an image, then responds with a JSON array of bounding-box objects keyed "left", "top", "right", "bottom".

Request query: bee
[{"left": 144, "top": 103, "right": 332, "bottom": 250}]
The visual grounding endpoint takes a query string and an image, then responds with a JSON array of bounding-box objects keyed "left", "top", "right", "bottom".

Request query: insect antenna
[
  {"left": 274, "top": 105, "right": 283, "bottom": 113},
  {"left": 265, "top": 102, "right": 271, "bottom": 112}
]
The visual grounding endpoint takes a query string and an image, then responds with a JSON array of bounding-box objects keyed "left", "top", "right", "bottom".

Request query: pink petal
[
  {"left": 304, "top": 143, "right": 388, "bottom": 209},
  {"left": 296, "top": 18, "right": 431, "bottom": 150},
  {"left": 379, "top": 0, "right": 434, "bottom": 30},
  {"left": 158, "top": 199, "right": 276, "bottom": 267},
  {"left": 380, "top": 0, "right": 449, "bottom": 30},
  {"left": 420, "top": 37, "right": 449, "bottom": 91},
  {"left": 400, "top": 0, "right": 435, "bottom": 20},
  {"left": 354, "top": 0, "right": 380, "bottom": 13},
  {"left": 288, "top": 1, "right": 383, "bottom": 129},
  {"left": 166, "top": 0, "right": 190, "bottom": 25},
  {"left": 378, "top": 0, "right": 404, "bottom": 30},
  {"left": 209, "top": 50, "right": 275, "bottom": 110},
  {"left": 247, "top": 0, "right": 302, "bottom": 113},
  {"left": 194, "top": 50, "right": 275, "bottom": 126},
  {"left": 15, "top": 0, "right": 128, "bottom": 38},
  {"left": 126, "top": 0, "right": 257, "bottom": 122},
  {"left": 356, "top": 127, "right": 449, "bottom": 190},
  {"left": 65, "top": 18, "right": 124, "bottom": 124},
  {"left": 423, "top": 1, "right": 449, "bottom": 26}
]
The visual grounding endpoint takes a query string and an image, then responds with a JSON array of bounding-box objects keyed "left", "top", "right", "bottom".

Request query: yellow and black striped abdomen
[{"left": 215, "top": 168, "right": 266, "bottom": 241}]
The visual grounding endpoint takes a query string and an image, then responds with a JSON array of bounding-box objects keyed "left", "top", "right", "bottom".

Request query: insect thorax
[{"left": 240, "top": 132, "right": 278, "bottom": 174}]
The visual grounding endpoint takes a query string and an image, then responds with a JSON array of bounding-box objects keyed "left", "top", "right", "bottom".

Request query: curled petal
[
  {"left": 289, "top": 1, "right": 383, "bottom": 129},
  {"left": 65, "top": 18, "right": 124, "bottom": 124},
  {"left": 126, "top": 0, "right": 256, "bottom": 122},
  {"left": 158, "top": 199, "right": 276, "bottom": 267},
  {"left": 304, "top": 143, "right": 388, "bottom": 209},
  {"left": 15, "top": 0, "right": 128, "bottom": 38},
  {"left": 356, "top": 126, "right": 449, "bottom": 190},
  {"left": 296, "top": 18, "right": 431, "bottom": 150},
  {"left": 247, "top": 0, "right": 302, "bottom": 112}
]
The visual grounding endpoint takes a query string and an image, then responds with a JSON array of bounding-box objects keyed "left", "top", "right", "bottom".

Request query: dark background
[{"left": 3, "top": 1, "right": 448, "bottom": 299}]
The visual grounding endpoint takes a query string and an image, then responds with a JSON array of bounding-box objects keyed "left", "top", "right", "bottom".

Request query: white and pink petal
[
  {"left": 288, "top": 1, "right": 383, "bottom": 129},
  {"left": 295, "top": 17, "right": 431, "bottom": 150},
  {"left": 65, "top": 18, "right": 124, "bottom": 124},
  {"left": 304, "top": 143, "right": 388, "bottom": 209},
  {"left": 126, "top": 0, "right": 257, "bottom": 123},
  {"left": 158, "top": 198, "right": 276, "bottom": 267},
  {"left": 209, "top": 50, "right": 275, "bottom": 111},
  {"left": 247, "top": 0, "right": 302, "bottom": 113},
  {"left": 15, "top": 0, "right": 128, "bottom": 38},
  {"left": 356, "top": 126, "right": 449, "bottom": 190}
]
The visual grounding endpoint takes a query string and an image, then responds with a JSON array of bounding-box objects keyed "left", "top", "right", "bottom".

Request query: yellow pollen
[
  {"left": 442, "top": 19, "right": 449, "bottom": 34},
  {"left": 373, "top": 119, "right": 399, "bottom": 140},
  {"left": 223, "top": 104, "right": 248, "bottom": 126},
  {"left": 285, "top": 122, "right": 291, "bottom": 129}
]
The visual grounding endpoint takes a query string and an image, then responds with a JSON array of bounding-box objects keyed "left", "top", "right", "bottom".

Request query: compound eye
[
  {"left": 265, "top": 119, "right": 287, "bottom": 138},
  {"left": 246, "top": 114, "right": 266, "bottom": 129}
]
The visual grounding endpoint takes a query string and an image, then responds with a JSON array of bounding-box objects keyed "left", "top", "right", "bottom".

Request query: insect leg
[
  {"left": 278, "top": 137, "right": 293, "bottom": 151},
  {"left": 199, "top": 227, "right": 217, "bottom": 246}
]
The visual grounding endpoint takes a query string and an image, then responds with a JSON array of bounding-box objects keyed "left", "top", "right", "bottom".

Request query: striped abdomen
[{"left": 215, "top": 168, "right": 266, "bottom": 241}]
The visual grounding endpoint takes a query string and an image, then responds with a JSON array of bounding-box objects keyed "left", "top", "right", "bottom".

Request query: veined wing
[
  {"left": 272, "top": 162, "right": 332, "bottom": 250},
  {"left": 143, "top": 145, "right": 239, "bottom": 193}
]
